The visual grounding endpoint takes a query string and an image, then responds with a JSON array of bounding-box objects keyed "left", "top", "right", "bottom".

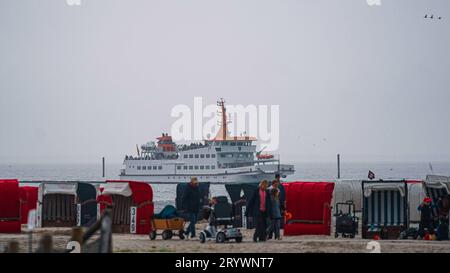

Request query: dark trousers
[
  {"left": 253, "top": 211, "right": 268, "bottom": 242},
  {"left": 185, "top": 212, "right": 198, "bottom": 238},
  {"left": 268, "top": 218, "right": 281, "bottom": 239},
  {"left": 418, "top": 220, "right": 434, "bottom": 237}
]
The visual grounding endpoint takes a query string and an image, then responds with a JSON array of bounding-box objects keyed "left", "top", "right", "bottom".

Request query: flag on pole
[
  {"left": 429, "top": 163, "right": 434, "bottom": 173},
  {"left": 368, "top": 170, "right": 375, "bottom": 180}
]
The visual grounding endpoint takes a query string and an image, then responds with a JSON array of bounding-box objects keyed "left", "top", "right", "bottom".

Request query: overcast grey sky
[{"left": 0, "top": 0, "right": 449, "bottom": 164}]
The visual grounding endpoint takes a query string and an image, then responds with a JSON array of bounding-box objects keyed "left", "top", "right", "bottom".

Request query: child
[{"left": 269, "top": 188, "right": 282, "bottom": 240}]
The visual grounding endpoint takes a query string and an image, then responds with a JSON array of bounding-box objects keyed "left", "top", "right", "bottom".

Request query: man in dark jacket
[
  {"left": 246, "top": 180, "right": 272, "bottom": 242},
  {"left": 182, "top": 177, "right": 200, "bottom": 239},
  {"left": 418, "top": 197, "right": 434, "bottom": 238}
]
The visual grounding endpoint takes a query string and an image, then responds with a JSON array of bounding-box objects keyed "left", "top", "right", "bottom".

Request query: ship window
[
  {"left": 200, "top": 165, "right": 204, "bottom": 170},
  {"left": 230, "top": 142, "right": 236, "bottom": 146},
  {"left": 205, "top": 165, "right": 210, "bottom": 170},
  {"left": 177, "top": 166, "right": 181, "bottom": 170},
  {"left": 148, "top": 166, "right": 151, "bottom": 169},
  {"left": 189, "top": 154, "right": 194, "bottom": 158},
  {"left": 183, "top": 166, "right": 188, "bottom": 170},
  {"left": 142, "top": 166, "right": 146, "bottom": 170},
  {"left": 137, "top": 166, "right": 141, "bottom": 170},
  {"left": 153, "top": 166, "right": 157, "bottom": 170},
  {"left": 158, "top": 166, "right": 162, "bottom": 170},
  {"left": 211, "top": 165, "right": 215, "bottom": 169},
  {"left": 212, "top": 154, "right": 216, "bottom": 158},
  {"left": 184, "top": 154, "right": 188, "bottom": 159},
  {"left": 195, "top": 166, "right": 199, "bottom": 170},
  {"left": 189, "top": 166, "right": 193, "bottom": 170},
  {"left": 195, "top": 154, "right": 199, "bottom": 158},
  {"left": 237, "top": 142, "right": 243, "bottom": 146},
  {"left": 206, "top": 154, "right": 210, "bottom": 158},
  {"left": 200, "top": 154, "right": 205, "bottom": 158}
]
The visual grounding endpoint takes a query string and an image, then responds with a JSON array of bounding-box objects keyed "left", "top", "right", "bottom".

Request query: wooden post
[
  {"left": 6, "top": 241, "right": 19, "bottom": 253},
  {"left": 102, "top": 157, "right": 105, "bottom": 178},
  {"left": 71, "top": 227, "right": 84, "bottom": 246},
  {"left": 337, "top": 154, "right": 341, "bottom": 179},
  {"left": 38, "top": 233, "right": 53, "bottom": 253}
]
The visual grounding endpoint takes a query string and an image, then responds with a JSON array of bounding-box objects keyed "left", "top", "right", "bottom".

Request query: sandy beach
[{"left": 1, "top": 225, "right": 449, "bottom": 253}]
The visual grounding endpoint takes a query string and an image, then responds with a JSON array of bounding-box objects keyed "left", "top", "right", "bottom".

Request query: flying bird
[
  {"left": 438, "top": 16, "right": 442, "bottom": 20},
  {"left": 431, "top": 15, "right": 434, "bottom": 19},
  {"left": 425, "top": 14, "right": 427, "bottom": 18}
]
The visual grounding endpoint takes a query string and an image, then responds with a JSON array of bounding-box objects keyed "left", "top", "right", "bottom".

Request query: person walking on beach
[
  {"left": 182, "top": 177, "right": 200, "bottom": 239},
  {"left": 246, "top": 180, "right": 272, "bottom": 242}
]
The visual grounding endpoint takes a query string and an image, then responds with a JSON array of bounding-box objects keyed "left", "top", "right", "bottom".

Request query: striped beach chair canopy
[
  {"left": 424, "top": 175, "right": 450, "bottom": 217},
  {"left": 362, "top": 180, "right": 408, "bottom": 231}
]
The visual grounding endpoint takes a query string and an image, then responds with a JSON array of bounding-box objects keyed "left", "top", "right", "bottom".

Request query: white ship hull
[
  {"left": 120, "top": 170, "right": 294, "bottom": 184},
  {"left": 120, "top": 163, "right": 295, "bottom": 184}
]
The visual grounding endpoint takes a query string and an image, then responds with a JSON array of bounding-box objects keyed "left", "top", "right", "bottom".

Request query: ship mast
[{"left": 215, "top": 98, "right": 230, "bottom": 140}]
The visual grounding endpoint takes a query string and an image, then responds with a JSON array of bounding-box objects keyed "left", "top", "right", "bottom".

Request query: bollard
[
  {"left": 38, "top": 233, "right": 53, "bottom": 253},
  {"left": 71, "top": 227, "right": 84, "bottom": 253},
  {"left": 6, "top": 241, "right": 19, "bottom": 253},
  {"left": 71, "top": 227, "right": 84, "bottom": 245}
]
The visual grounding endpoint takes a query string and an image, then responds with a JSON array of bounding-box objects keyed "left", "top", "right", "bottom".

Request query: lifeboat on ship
[{"left": 256, "top": 153, "right": 274, "bottom": 160}]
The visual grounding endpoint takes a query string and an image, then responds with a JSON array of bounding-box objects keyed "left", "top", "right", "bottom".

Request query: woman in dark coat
[{"left": 246, "top": 180, "right": 272, "bottom": 242}]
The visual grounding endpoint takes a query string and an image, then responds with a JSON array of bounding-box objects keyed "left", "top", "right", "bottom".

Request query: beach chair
[
  {"left": 0, "top": 179, "right": 21, "bottom": 233},
  {"left": 362, "top": 180, "right": 408, "bottom": 239},
  {"left": 423, "top": 175, "right": 450, "bottom": 219},
  {"left": 98, "top": 181, "right": 154, "bottom": 235},
  {"left": 42, "top": 194, "right": 76, "bottom": 227},
  {"left": 38, "top": 182, "right": 98, "bottom": 228},
  {"left": 283, "top": 182, "right": 335, "bottom": 236},
  {"left": 111, "top": 195, "right": 132, "bottom": 233}
]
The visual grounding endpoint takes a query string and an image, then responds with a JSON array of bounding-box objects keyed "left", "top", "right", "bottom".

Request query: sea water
[{"left": 1, "top": 162, "right": 449, "bottom": 211}]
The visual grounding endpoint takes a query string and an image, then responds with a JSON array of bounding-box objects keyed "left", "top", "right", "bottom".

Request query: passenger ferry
[{"left": 120, "top": 99, "right": 295, "bottom": 183}]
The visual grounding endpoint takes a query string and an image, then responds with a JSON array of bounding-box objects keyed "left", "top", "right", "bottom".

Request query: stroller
[
  {"left": 334, "top": 201, "right": 359, "bottom": 238},
  {"left": 199, "top": 196, "right": 243, "bottom": 243}
]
